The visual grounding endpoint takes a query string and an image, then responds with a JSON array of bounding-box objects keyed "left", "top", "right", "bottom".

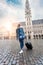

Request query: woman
[{"left": 16, "top": 24, "right": 25, "bottom": 53}]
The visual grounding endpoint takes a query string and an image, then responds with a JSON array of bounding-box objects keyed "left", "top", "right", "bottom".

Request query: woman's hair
[{"left": 18, "top": 24, "right": 20, "bottom": 27}]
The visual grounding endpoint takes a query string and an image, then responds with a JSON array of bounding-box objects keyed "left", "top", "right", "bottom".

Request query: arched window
[
  {"left": 36, "top": 35, "right": 38, "bottom": 39},
  {"left": 33, "top": 35, "right": 35, "bottom": 39},
  {"left": 42, "top": 35, "right": 43, "bottom": 39},
  {"left": 39, "top": 35, "right": 41, "bottom": 39},
  {"left": 28, "top": 35, "right": 31, "bottom": 39}
]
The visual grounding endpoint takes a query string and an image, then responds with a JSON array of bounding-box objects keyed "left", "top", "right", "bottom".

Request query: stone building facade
[{"left": 20, "top": 19, "right": 43, "bottom": 39}]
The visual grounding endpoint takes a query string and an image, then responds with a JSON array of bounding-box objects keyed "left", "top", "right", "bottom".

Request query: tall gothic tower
[{"left": 25, "top": 0, "right": 33, "bottom": 40}]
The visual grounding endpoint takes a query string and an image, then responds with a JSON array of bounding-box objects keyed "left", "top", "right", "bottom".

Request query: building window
[
  {"left": 33, "top": 35, "right": 35, "bottom": 39},
  {"left": 41, "top": 35, "right": 43, "bottom": 39},
  {"left": 36, "top": 35, "right": 38, "bottom": 39},
  {"left": 28, "top": 35, "right": 31, "bottom": 39},
  {"left": 39, "top": 35, "right": 41, "bottom": 39}
]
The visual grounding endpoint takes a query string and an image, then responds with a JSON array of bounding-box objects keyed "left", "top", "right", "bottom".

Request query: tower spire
[
  {"left": 25, "top": 0, "right": 30, "bottom": 11},
  {"left": 25, "top": 0, "right": 31, "bottom": 20},
  {"left": 25, "top": 0, "right": 33, "bottom": 40}
]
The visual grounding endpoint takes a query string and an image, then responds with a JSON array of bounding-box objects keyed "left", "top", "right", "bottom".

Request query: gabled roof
[
  {"left": 20, "top": 19, "right": 43, "bottom": 26},
  {"left": 32, "top": 19, "right": 43, "bottom": 25}
]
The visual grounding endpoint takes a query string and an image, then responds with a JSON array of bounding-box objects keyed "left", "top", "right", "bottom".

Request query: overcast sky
[{"left": 0, "top": 0, "right": 43, "bottom": 25}]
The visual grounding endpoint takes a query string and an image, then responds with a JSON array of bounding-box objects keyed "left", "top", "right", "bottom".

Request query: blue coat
[{"left": 16, "top": 28, "right": 25, "bottom": 40}]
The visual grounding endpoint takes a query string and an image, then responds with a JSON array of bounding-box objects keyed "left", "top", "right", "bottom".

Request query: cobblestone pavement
[{"left": 0, "top": 39, "right": 43, "bottom": 65}]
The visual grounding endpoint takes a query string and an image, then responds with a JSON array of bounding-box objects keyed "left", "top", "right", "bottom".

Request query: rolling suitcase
[{"left": 25, "top": 42, "right": 33, "bottom": 50}]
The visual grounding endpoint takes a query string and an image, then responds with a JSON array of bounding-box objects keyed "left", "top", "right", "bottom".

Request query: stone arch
[
  {"left": 28, "top": 35, "right": 31, "bottom": 39},
  {"left": 41, "top": 35, "right": 43, "bottom": 39},
  {"left": 36, "top": 35, "right": 38, "bottom": 39},
  {"left": 39, "top": 35, "right": 41, "bottom": 39},
  {"left": 33, "top": 35, "right": 35, "bottom": 39}
]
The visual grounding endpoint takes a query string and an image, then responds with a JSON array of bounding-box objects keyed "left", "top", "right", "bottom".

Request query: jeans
[{"left": 19, "top": 39, "right": 24, "bottom": 49}]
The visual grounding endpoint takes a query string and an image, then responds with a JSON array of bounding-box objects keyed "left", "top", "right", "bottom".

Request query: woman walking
[{"left": 16, "top": 24, "right": 25, "bottom": 53}]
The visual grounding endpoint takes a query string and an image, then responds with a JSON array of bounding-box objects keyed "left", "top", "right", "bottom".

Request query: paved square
[{"left": 0, "top": 39, "right": 43, "bottom": 65}]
